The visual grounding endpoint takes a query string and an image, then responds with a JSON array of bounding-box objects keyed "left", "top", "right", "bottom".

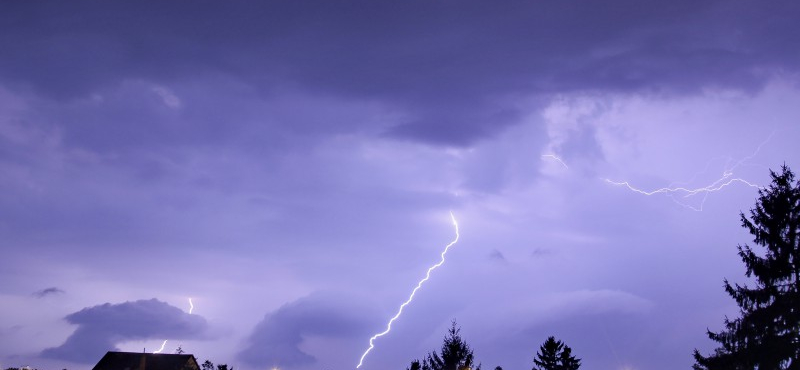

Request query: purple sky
[{"left": 2, "top": 2, "right": 800, "bottom": 370}]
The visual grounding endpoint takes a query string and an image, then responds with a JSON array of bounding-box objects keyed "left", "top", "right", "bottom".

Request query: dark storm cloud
[
  {"left": 2, "top": 1, "right": 798, "bottom": 145},
  {"left": 32, "top": 287, "right": 64, "bottom": 298},
  {"left": 41, "top": 299, "right": 207, "bottom": 364},
  {"left": 238, "top": 293, "right": 376, "bottom": 368}
]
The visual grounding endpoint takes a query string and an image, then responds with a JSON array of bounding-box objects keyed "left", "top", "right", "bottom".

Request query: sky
[{"left": 1, "top": 1, "right": 799, "bottom": 370}]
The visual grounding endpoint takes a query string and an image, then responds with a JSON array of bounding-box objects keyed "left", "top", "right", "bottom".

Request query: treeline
[
  {"left": 200, "top": 360, "right": 233, "bottom": 370},
  {"left": 406, "top": 321, "right": 580, "bottom": 370}
]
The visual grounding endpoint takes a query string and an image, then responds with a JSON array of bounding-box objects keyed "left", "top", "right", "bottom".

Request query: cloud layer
[
  {"left": 1, "top": 1, "right": 798, "bottom": 146},
  {"left": 239, "top": 293, "right": 377, "bottom": 368},
  {"left": 41, "top": 299, "right": 208, "bottom": 364},
  {"left": 1, "top": 2, "right": 799, "bottom": 370}
]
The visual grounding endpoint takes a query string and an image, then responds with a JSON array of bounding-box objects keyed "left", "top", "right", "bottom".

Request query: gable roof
[{"left": 93, "top": 352, "right": 200, "bottom": 370}]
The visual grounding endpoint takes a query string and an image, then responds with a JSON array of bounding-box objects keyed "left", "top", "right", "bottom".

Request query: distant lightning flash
[
  {"left": 603, "top": 176, "right": 763, "bottom": 210},
  {"left": 541, "top": 154, "right": 569, "bottom": 169},
  {"left": 603, "top": 173, "right": 761, "bottom": 198},
  {"left": 153, "top": 340, "right": 168, "bottom": 354},
  {"left": 153, "top": 298, "right": 193, "bottom": 354},
  {"left": 604, "top": 132, "right": 774, "bottom": 211},
  {"left": 355, "top": 212, "right": 460, "bottom": 369}
]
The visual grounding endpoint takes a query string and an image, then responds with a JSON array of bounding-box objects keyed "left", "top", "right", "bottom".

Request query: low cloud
[
  {"left": 33, "top": 287, "right": 64, "bottom": 298},
  {"left": 546, "top": 289, "right": 655, "bottom": 316},
  {"left": 41, "top": 299, "right": 208, "bottom": 364},
  {"left": 238, "top": 293, "right": 375, "bottom": 368},
  {"left": 488, "top": 249, "right": 507, "bottom": 263}
]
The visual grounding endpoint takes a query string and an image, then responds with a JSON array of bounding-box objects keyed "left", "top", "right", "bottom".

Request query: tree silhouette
[
  {"left": 532, "top": 336, "right": 580, "bottom": 370},
  {"left": 693, "top": 165, "right": 800, "bottom": 370},
  {"left": 201, "top": 360, "right": 214, "bottom": 370},
  {"left": 407, "top": 359, "right": 428, "bottom": 370},
  {"left": 408, "top": 320, "right": 480, "bottom": 370}
]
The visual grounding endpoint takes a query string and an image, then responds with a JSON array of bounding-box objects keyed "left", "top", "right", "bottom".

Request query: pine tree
[
  {"left": 693, "top": 165, "right": 800, "bottom": 369},
  {"left": 532, "top": 336, "right": 580, "bottom": 370},
  {"left": 408, "top": 320, "right": 480, "bottom": 370},
  {"left": 558, "top": 346, "right": 580, "bottom": 370},
  {"left": 533, "top": 337, "right": 560, "bottom": 370},
  {"left": 408, "top": 359, "right": 433, "bottom": 370},
  {"left": 427, "top": 321, "right": 479, "bottom": 370}
]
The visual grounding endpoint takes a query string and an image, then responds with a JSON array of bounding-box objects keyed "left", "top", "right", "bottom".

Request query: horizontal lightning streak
[
  {"left": 355, "top": 212, "right": 460, "bottom": 369},
  {"left": 603, "top": 176, "right": 763, "bottom": 211},
  {"left": 603, "top": 176, "right": 762, "bottom": 197},
  {"left": 604, "top": 132, "right": 774, "bottom": 211}
]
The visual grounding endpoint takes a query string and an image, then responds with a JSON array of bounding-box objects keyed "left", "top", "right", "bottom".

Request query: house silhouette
[{"left": 92, "top": 352, "right": 200, "bottom": 370}]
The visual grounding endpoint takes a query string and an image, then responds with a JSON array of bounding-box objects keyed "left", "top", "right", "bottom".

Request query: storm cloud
[
  {"left": 2, "top": 2, "right": 800, "bottom": 370},
  {"left": 41, "top": 299, "right": 207, "bottom": 364},
  {"left": 1, "top": 1, "right": 798, "bottom": 146},
  {"left": 238, "top": 293, "right": 377, "bottom": 368}
]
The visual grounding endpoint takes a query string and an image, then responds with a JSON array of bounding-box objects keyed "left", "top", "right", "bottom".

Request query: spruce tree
[
  {"left": 408, "top": 320, "right": 479, "bottom": 370},
  {"left": 532, "top": 336, "right": 580, "bottom": 370},
  {"left": 693, "top": 165, "right": 800, "bottom": 369},
  {"left": 407, "top": 360, "right": 422, "bottom": 370}
]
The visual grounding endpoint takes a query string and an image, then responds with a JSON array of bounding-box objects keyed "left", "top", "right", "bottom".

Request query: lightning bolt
[
  {"left": 153, "top": 340, "right": 168, "bottom": 354},
  {"left": 603, "top": 176, "right": 763, "bottom": 211},
  {"left": 603, "top": 132, "right": 774, "bottom": 211},
  {"left": 355, "top": 212, "right": 460, "bottom": 369},
  {"left": 541, "top": 154, "right": 569, "bottom": 169},
  {"left": 152, "top": 298, "right": 193, "bottom": 354}
]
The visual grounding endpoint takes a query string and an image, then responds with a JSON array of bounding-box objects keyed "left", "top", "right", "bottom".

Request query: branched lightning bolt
[
  {"left": 603, "top": 132, "right": 774, "bottom": 211},
  {"left": 355, "top": 212, "right": 460, "bottom": 369},
  {"left": 603, "top": 176, "right": 763, "bottom": 211},
  {"left": 153, "top": 340, "right": 168, "bottom": 354}
]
